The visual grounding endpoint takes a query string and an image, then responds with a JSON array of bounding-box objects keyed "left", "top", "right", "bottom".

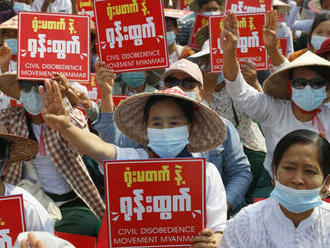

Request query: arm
[
  {"left": 71, "top": 0, "right": 78, "bottom": 14},
  {"left": 221, "top": 119, "right": 252, "bottom": 212},
  {"left": 38, "top": 79, "right": 117, "bottom": 162},
  {"left": 264, "top": 10, "right": 286, "bottom": 66},
  {"left": 0, "top": 44, "right": 12, "bottom": 73}
]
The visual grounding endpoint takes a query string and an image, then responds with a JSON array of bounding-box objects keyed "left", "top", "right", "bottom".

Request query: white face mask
[
  {"left": 310, "top": 35, "right": 328, "bottom": 50},
  {"left": 147, "top": 126, "right": 190, "bottom": 158},
  {"left": 19, "top": 88, "right": 43, "bottom": 115}
]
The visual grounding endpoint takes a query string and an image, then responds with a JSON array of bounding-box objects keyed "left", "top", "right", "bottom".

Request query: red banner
[
  {"left": 225, "top": 0, "right": 273, "bottom": 14},
  {"left": 209, "top": 13, "right": 268, "bottom": 72},
  {"left": 0, "top": 195, "right": 26, "bottom": 246},
  {"left": 17, "top": 12, "right": 90, "bottom": 82},
  {"left": 94, "top": 0, "right": 169, "bottom": 73},
  {"left": 104, "top": 158, "right": 206, "bottom": 248},
  {"left": 189, "top": 14, "right": 210, "bottom": 50},
  {"left": 77, "top": 0, "right": 94, "bottom": 17},
  {"left": 179, "top": 0, "right": 194, "bottom": 10},
  {"left": 268, "top": 38, "right": 287, "bottom": 72},
  {"left": 113, "top": 95, "right": 128, "bottom": 107}
]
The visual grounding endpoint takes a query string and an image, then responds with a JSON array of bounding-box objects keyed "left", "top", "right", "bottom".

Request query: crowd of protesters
[{"left": 0, "top": 0, "right": 329, "bottom": 247}]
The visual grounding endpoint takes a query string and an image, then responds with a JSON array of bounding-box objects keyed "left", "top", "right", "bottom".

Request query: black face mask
[{"left": 0, "top": 138, "right": 10, "bottom": 177}]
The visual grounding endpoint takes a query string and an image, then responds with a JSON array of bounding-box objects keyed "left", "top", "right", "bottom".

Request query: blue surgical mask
[
  {"left": 19, "top": 88, "right": 43, "bottom": 115},
  {"left": 202, "top": 11, "right": 221, "bottom": 16},
  {"left": 166, "top": 31, "right": 176, "bottom": 46},
  {"left": 184, "top": 91, "right": 197, "bottom": 100},
  {"left": 147, "top": 126, "right": 190, "bottom": 158},
  {"left": 121, "top": 72, "right": 146, "bottom": 88},
  {"left": 292, "top": 85, "right": 327, "bottom": 111},
  {"left": 4, "top": 38, "right": 17, "bottom": 55},
  {"left": 270, "top": 179, "right": 323, "bottom": 213},
  {"left": 13, "top": 1, "right": 32, "bottom": 14},
  {"left": 310, "top": 35, "right": 328, "bottom": 50}
]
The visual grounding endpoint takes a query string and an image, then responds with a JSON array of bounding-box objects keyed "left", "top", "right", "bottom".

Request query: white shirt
[
  {"left": 32, "top": 0, "right": 72, "bottom": 13},
  {"left": 100, "top": 146, "right": 228, "bottom": 233},
  {"left": 220, "top": 198, "right": 330, "bottom": 248},
  {"left": 24, "top": 124, "right": 72, "bottom": 195},
  {"left": 4, "top": 182, "right": 54, "bottom": 233},
  {"left": 225, "top": 71, "right": 330, "bottom": 176}
]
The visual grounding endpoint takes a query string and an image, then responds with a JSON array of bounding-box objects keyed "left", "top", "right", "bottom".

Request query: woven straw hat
[
  {"left": 0, "top": 124, "right": 38, "bottom": 163},
  {"left": 263, "top": 51, "right": 330, "bottom": 102},
  {"left": 195, "top": 24, "right": 209, "bottom": 49},
  {"left": 114, "top": 87, "right": 226, "bottom": 153},
  {"left": 273, "top": 0, "right": 291, "bottom": 14},
  {"left": 0, "top": 15, "right": 18, "bottom": 30}
]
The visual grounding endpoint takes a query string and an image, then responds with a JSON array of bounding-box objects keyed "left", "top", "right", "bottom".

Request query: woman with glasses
[{"left": 221, "top": 11, "right": 330, "bottom": 186}]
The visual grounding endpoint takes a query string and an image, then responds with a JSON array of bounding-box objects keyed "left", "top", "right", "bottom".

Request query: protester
[
  {"left": 220, "top": 129, "right": 330, "bottom": 247},
  {"left": 32, "top": 0, "right": 78, "bottom": 14},
  {"left": 0, "top": 123, "right": 54, "bottom": 233},
  {"left": 92, "top": 59, "right": 252, "bottom": 214},
  {"left": 165, "top": 10, "right": 195, "bottom": 64},
  {"left": 0, "top": 73, "right": 105, "bottom": 237},
  {"left": 38, "top": 72, "right": 230, "bottom": 245},
  {"left": 222, "top": 10, "right": 330, "bottom": 196}
]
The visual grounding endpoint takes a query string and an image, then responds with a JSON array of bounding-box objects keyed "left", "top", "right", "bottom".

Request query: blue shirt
[{"left": 92, "top": 113, "right": 252, "bottom": 212}]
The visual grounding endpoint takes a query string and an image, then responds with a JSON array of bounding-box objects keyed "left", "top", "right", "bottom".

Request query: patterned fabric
[
  {"left": 0, "top": 99, "right": 105, "bottom": 219},
  {"left": 210, "top": 88, "right": 267, "bottom": 152}
]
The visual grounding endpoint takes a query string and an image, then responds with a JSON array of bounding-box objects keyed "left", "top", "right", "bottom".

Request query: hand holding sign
[
  {"left": 263, "top": 9, "right": 278, "bottom": 50},
  {"left": 191, "top": 228, "right": 222, "bottom": 248},
  {"left": 220, "top": 11, "right": 239, "bottom": 55},
  {"left": 20, "top": 232, "right": 46, "bottom": 248},
  {"left": 39, "top": 80, "right": 70, "bottom": 132}
]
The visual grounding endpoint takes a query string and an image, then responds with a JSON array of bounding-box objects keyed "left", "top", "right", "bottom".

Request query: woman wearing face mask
[
  {"left": 113, "top": 71, "right": 156, "bottom": 96},
  {"left": 39, "top": 75, "right": 228, "bottom": 247},
  {"left": 220, "top": 129, "right": 330, "bottom": 247},
  {"left": 265, "top": 10, "right": 330, "bottom": 68},
  {"left": 164, "top": 11, "right": 195, "bottom": 65},
  {"left": 222, "top": 11, "right": 330, "bottom": 180}
]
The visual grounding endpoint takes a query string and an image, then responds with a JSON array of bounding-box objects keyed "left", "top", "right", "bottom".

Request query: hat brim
[
  {"left": 195, "top": 24, "right": 209, "bottom": 50},
  {"left": 114, "top": 92, "right": 226, "bottom": 153},
  {"left": 263, "top": 51, "right": 330, "bottom": 102},
  {"left": 0, "top": 133, "right": 38, "bottom": 163},
  {"left": 189, "top": 45, "right": 210, "bottom": 58},
  {"left": 0, "top": 73, "right": 20, "bottom": 100}
]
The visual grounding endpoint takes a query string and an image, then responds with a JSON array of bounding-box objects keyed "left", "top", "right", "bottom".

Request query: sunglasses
[
  {"left": 18, "top": 80, "right": 45, "bottom": 92},
  {"left": 164, "top": 77, "right": 200, "bottom": 90},
  {"left": 291, "top": 78, "right": 328, "bottom": 90}
]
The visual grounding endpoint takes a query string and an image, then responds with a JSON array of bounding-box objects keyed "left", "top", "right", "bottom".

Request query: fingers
[
  {"left": 38, "top": 79, "right": 50, "bottom": 108},
  {"left": 94, "top": 60, "right": 106, "bottom": 73},
  {"left": 36, "top": 240, "right": 46, "bottom": 248}
]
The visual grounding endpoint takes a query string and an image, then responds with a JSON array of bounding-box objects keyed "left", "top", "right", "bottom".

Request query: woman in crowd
[
  {"left": 220, "top": 129, "right": 330, "bottom": 247},
  {"left": 38, "top": 73, "right": 229, "bottom": 246},
  {"left": 222, "top": 10, "right": 330, "bottom": 190}
]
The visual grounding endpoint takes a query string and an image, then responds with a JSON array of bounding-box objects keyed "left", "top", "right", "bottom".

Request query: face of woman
[
  {"left": 147, "top": 99, "right": 189, "bottom": 129},
  {"left": 312, "top": 20, "right": 330, "bottom": 37},
  {"left": 276, "top": 143, "right": 324, "bottom": 190}
]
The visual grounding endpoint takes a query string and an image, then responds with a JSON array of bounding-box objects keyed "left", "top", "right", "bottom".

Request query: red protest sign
[
  {"left": 113, "top": 95, "right": 127, "bottom": 107},
  {"left": 189, "top": 14, "right": 210, "bottom": 50},
  {"left": 94, "top": 0, "right": 169, "bottom": 73},
  {"left": 78, "top": 73, "right": 101, "bottom": 104},
  {"left": 17, "top": 12, "right": 90, "bottom": 82},
  {"left": 209, "top": 13, "right": 268, "bottom": 72},
  {"left": 0, "top": 195, "right": 26, "bottom": 246},
  {"left": 104, "top": 158, "right": 206, "bottom": 248},
  {"left": 77, "top": 0, "right": 94, "bottom": 17},
  {"left": 179, "top": 0, "right": 194, "bottom": 10},
  {"left": 225, "top": 0, "right": 273, "bottom": 14}
]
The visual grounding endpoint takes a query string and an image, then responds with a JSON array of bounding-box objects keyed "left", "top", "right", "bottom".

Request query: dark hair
[
  {"left": 143, "top": 95, "right": 194, "bottom": 124},
  {"left": 272, "top": 129, "right": 330, "bottom": 180},
  {"left": 0, "top": 137, "right": 10, "bottom": 160},
  {"left": 198, "top": 0, "right": 222, "bottom": 9},
  {"left": 0, "top": 0, "right": 12, "bottom": 12},
  {"left": 308, "top": 13, "right": 330, "bottom": 45},
  {"left": 288, "top": 65, "right": 330, "bottom": 81},
  {"left": 165, "top": 17, "right": 178, "bottom": 28}
]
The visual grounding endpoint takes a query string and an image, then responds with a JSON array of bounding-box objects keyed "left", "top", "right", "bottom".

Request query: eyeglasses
[
  {"left": 291, "top": 78, "right": 328, "bottom": 89},
  {"left": 18, "top": 80, "right": 45, "bottom": 92},
  {"left": 164, "top": 77, "right": 200, "bottom": 90}
]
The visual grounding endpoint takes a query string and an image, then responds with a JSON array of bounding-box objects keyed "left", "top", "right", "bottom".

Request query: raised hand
[
  {"left": 38, "top": 79, "right": 70, "bottom": 132},
  {"left": 190, "top": 228, "right": 222, "bottom": 248},
  {"left": 220, "top": 11, "right": 239, "bottom": 54},
  {"left": 95, "top": 61, "right": 116, "bottom": 96},
  {"left": 263, "top": 9, "right": 278, "bottom": 49},
  {"left": 20, "top": 232, "right": 46, "bottom": 248}
]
